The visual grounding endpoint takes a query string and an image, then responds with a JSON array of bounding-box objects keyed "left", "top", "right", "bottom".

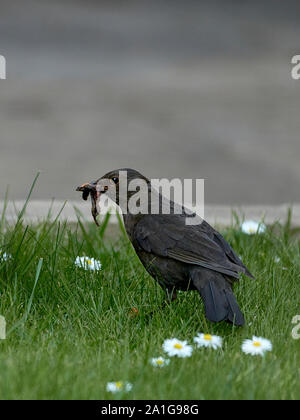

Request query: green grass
[{"left": 0, "top": 202, "right": 300, "bottom": 400}]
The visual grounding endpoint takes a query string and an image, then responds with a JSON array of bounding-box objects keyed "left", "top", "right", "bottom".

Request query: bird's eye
[{"left": 112, "top": 176, "right": 119, "bottom": 184}]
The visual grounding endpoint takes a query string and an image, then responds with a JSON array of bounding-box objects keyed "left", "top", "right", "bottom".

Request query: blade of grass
[
  {"left": 0, "top": 186, "right": 9, "bottom": 237},
  {"left": 99, "top": 211, "right": 111, "bottom": 239},
  {"left": 7, "top": 258, "right": 43, "bottom": 335},
  {"left": 15, "top": 172, "right": 40, "bottom": 225},
  {"left": 7, "top": 173, "right": 40, "bottom": 248}
]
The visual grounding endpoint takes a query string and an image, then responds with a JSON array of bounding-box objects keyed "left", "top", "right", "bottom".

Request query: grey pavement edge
[{"left": 1, "top": 201, "right": 299, "bottom": 227}]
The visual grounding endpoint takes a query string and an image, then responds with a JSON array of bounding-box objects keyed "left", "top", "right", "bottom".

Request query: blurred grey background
[{"left": 0, "top": 0, "right": 299, "bottom": 204}]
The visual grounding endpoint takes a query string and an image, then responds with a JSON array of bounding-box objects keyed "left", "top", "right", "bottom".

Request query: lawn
[{"left": 0, "top": 201, "right": 300, "bottom": 400}]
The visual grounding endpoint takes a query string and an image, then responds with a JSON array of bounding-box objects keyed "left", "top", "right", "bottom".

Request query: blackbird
[{"left": 77, "top": 168, "right": 254, "bottom": 326}]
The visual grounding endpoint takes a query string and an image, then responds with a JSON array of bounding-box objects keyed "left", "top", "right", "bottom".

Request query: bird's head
[{"left": 76, "top": 168, "right": 150, "bottom": 225}]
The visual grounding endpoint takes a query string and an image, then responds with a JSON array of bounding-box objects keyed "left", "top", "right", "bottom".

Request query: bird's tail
[{"left": 191, "top": 269, "right": 245, "bottom": 327}]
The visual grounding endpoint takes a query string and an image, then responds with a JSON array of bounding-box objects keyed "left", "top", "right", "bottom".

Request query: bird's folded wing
[{"left": 134, "top": 215, "right": 247, "bottom": 279}]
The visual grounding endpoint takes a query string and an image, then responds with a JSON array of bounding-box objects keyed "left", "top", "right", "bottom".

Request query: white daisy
[
  {"left": 162, "top": 338, "right": 193, "bottom": 358},
  {"left": 0, "top": 250, "right": 11, "bottom": 262},
  {"left": 106, "top": 381, "right": 132, "bottom": 393},
  {"left": 241, "top": 336, "right": 272, "bottom": 356},
  {"left": 194, "top": 333, "right": 222, "bottom": 350},
  {"left": 241, "top": 221, "right": 266, "bottom": 235},
  {"left": 274, "top": 256, "right": 281, "bottom": 263},
  {"left": 75, "top": 256, "right": 102, "bottom": 271},
  {"left": 150, "top": 357, "right": 170, "bottom": 367}
]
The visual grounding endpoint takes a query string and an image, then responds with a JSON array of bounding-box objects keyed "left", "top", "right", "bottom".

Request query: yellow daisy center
[
  {"left": 253, "top": 341, "right": 261, "bottom": 347},
  {"left": 87, "top": 259, "right": 92, "bottom": 265},
  {"left": 204, "top": 334, "right": 212, "bottom": 341},
  {"left": 156, "top": 360, "right": 164, "bottom": 365},
  {"left": 115, "top": 382, "right": 122, "bottom": 388},
  {"left": 174, "top": 343, "right": 183, "bottom": 349}
]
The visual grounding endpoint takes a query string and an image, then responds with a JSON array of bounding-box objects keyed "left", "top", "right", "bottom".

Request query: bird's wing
[
  {"left": 134, "top": 215, "right": 251, "bottom": 279},
  {"left": 198, "top": 220, "right": 254, "bottom": 278}
]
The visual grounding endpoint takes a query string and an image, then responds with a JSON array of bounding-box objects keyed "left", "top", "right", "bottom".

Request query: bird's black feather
[
  {"left": 190, "top": 268, "right": 245, "bottom": 326},
  {"left": 134, "top": 214, "right": 252, "bottom": 280}
]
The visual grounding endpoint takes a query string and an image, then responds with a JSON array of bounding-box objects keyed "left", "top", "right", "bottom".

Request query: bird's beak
[
  {"left": 76, "top": 182, "right": 97, "bottom": 199},
  {"left": 76, "top": 182, "right": 91, "bottom": 192},
  {"left": 76, "top": 181, "right": 101, "bottom": 226}
]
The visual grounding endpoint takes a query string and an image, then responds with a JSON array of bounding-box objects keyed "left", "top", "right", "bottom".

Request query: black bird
[{"left": 77, "top": 168, "right": 254, "bottom": 326}]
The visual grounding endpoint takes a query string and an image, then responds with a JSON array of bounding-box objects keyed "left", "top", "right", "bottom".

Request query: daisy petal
[
  {"left": 194, "top": 333, "right": 223, "bottom": 350},
  {"left": 150, "top": 357, "right": 170, "bottom": 367},
  {"left": 0, "top": 250, "right": 11, "bottom": 262},
  {"left": 75, "top": 256, "right": 102, "bottom": 271},
  {"left": 163, "top": 338, "right": 193, "bottom": 358},
  {"left": 242, "top": 336, "right": 272, "bottom": 356},
  {"left": 106, "top": 381, "right": 132, "bottom": 393},
  {"left": 241, "top": 221, "right": 266, "bottom": 235}
]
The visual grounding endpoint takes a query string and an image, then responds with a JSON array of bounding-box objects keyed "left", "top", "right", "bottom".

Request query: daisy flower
[
  {"left": 162, "top": 338, "right": 193, "bottom": 358},
  {"left": 150, "top": 357, "right": 170, "bottom": 368},
  {"left": 241, "top": 336, "right": 272, "bottom": 356},
  {"left": 194, "top": 333, "right": 222, "bottom": 350},
  {"left": 241, "top": 221, "right": 266, "bottom": 235},
  {"left": 75, "top": 256, "right": 102, "bottom": 271},
  {"left": 106, "top": 381, "right": 132, "bottom": 393},
  {"left": 0, "top": 250, "right": 11, "bottom": 262}
]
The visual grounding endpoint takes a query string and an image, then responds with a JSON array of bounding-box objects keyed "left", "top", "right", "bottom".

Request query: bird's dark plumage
[
  {"left": 131, "top": 213, "right": 250, "bottom": 326},
  {"left": 77, "top": 168, "right": 254, "bottom": 326}
]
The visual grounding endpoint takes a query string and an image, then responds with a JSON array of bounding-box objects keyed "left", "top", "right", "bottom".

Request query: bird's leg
[
  {"left": 144, "top": 288, "right": 177, "bottom": 320},
  {"left": 165, "top": 288, "right": 177, "bottom": 304},
  {"left": 154, "top": 287, "right": 177, "bottom": 312}
]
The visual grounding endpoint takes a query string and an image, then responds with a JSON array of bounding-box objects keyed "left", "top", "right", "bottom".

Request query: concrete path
[{"left": 1, "top": 201, "right": 299, "bottom": 227}]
